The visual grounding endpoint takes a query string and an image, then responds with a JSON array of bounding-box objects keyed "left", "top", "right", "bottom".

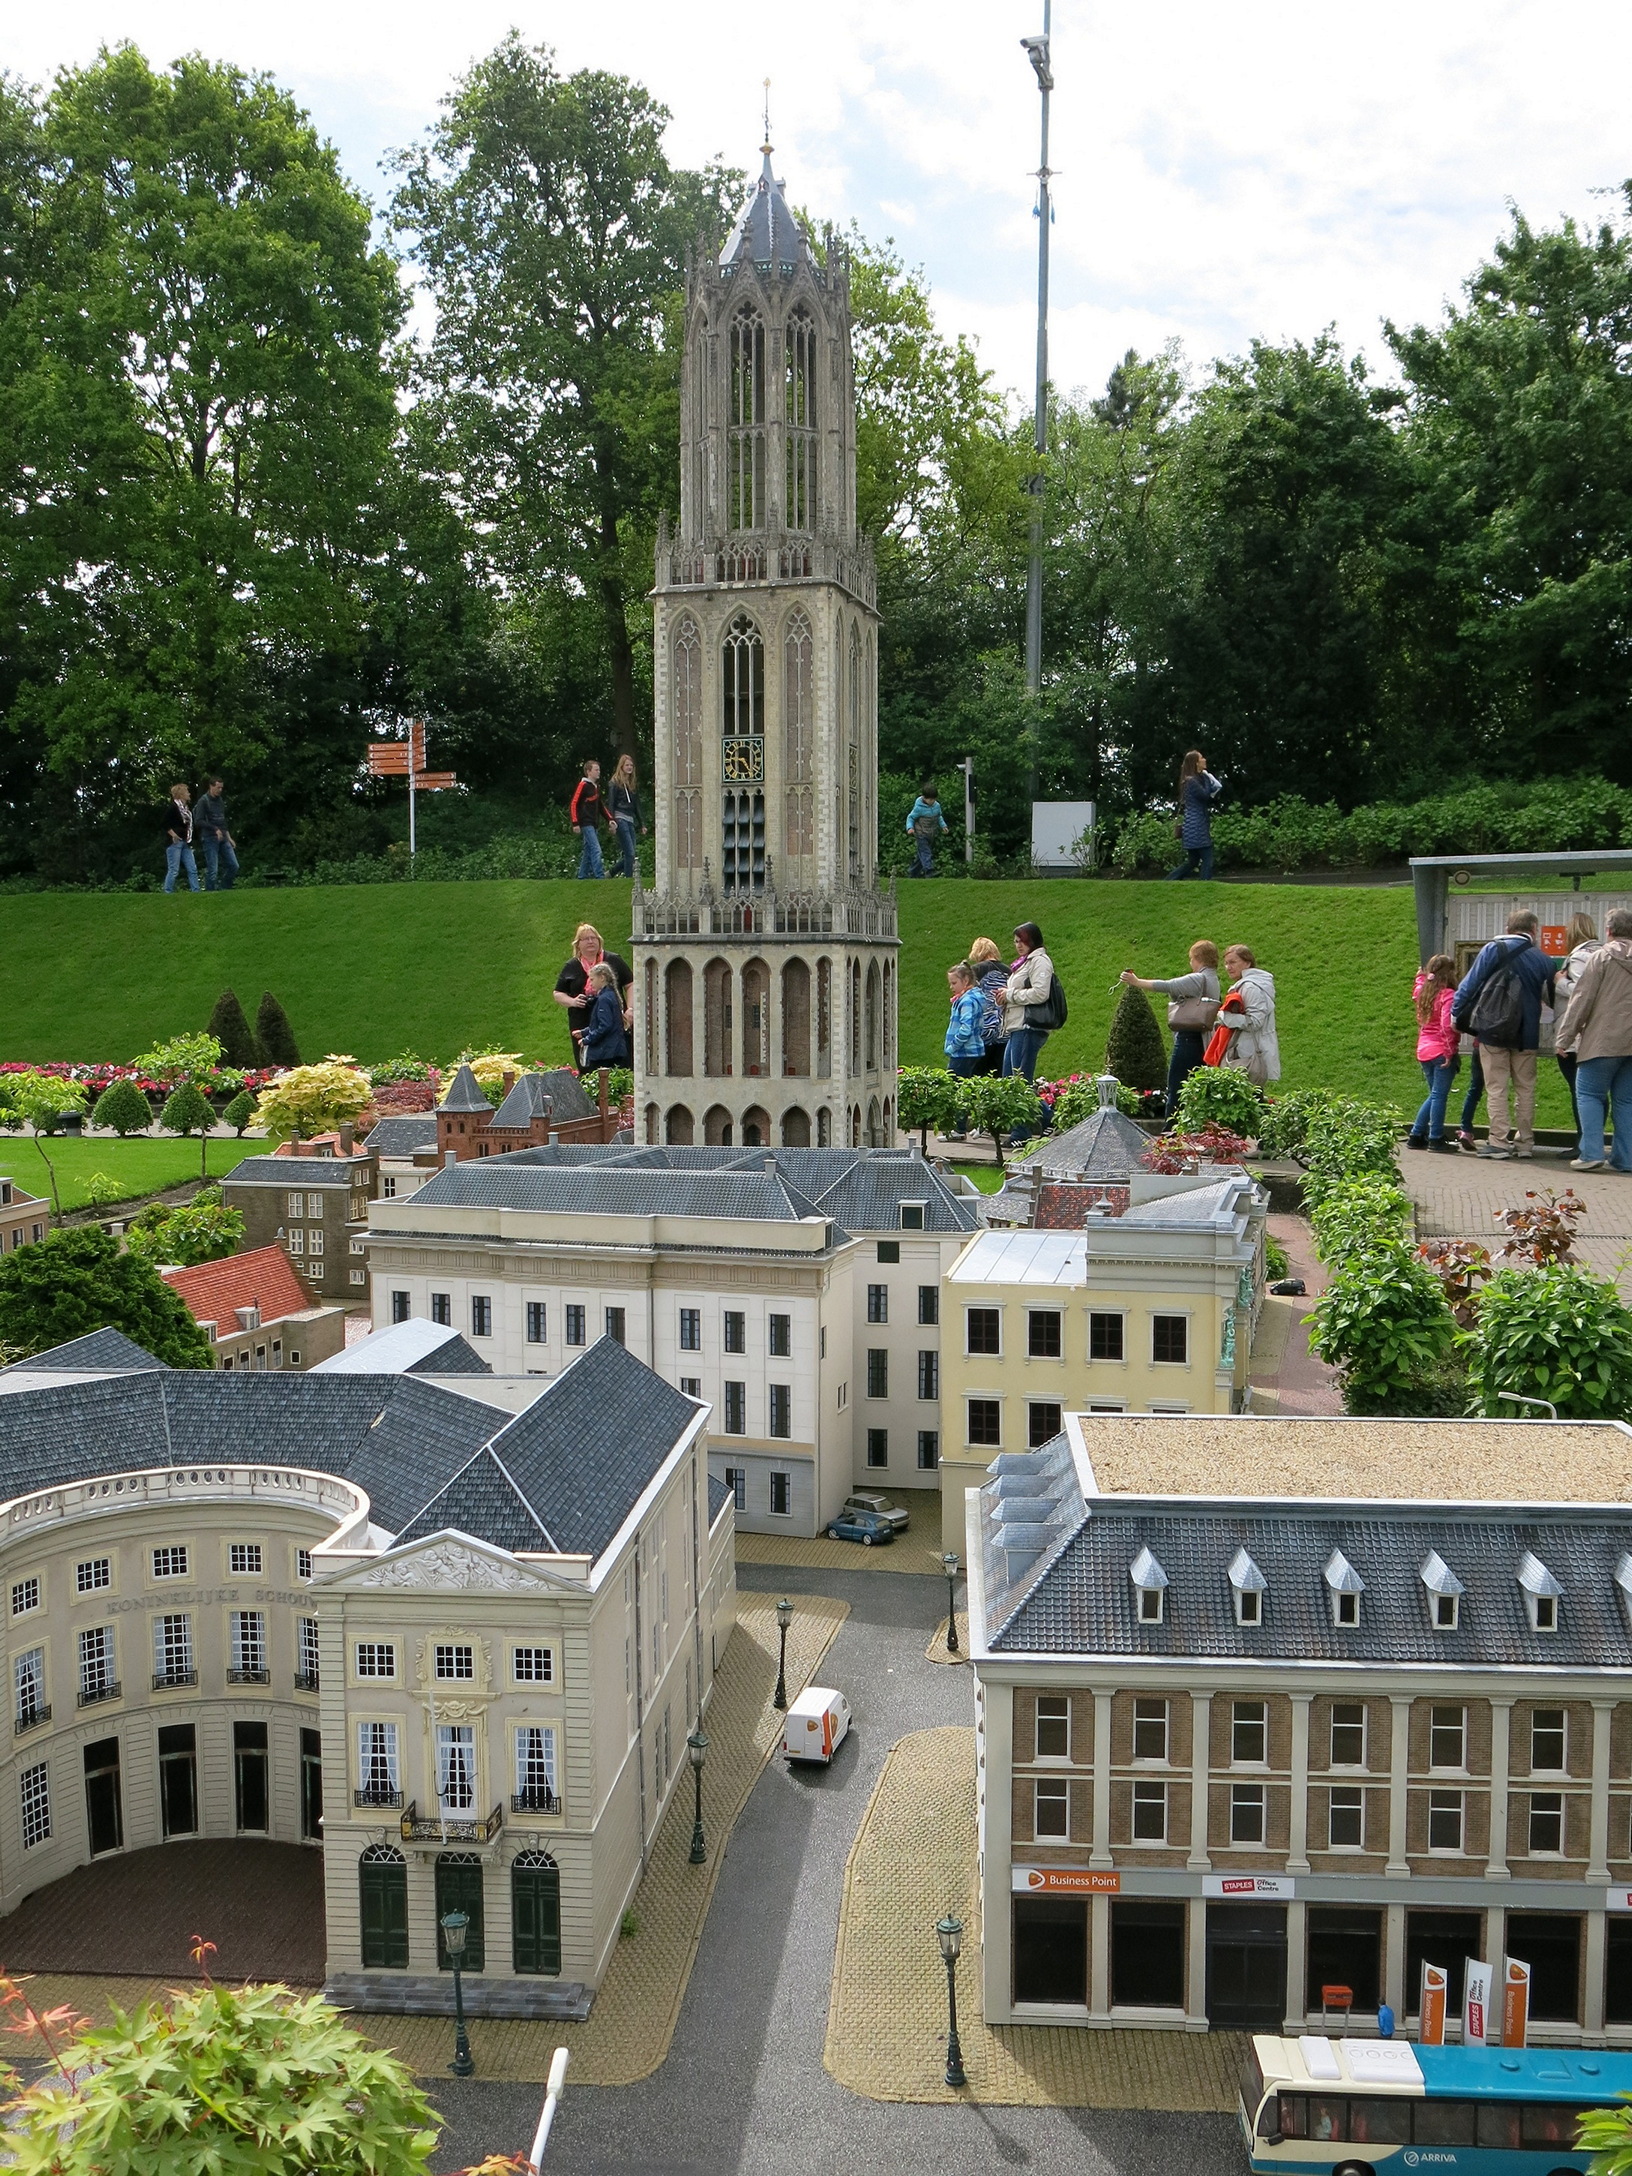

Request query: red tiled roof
[
  {"left": 1033, "top": 1182, "right": 1131, "bottom": 1230},
  {"left": 161, "top": 1245, "right": 313, "bottom": 1327}
]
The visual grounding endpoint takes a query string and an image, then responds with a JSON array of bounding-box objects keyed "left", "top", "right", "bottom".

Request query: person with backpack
[
  {"left": 905, "top": 782, "right": 948, "bottom": 877},
  {"left": 570, "top": 759, "right": 609, "bottom": 879},
  {"left": 967, "top": 937, "right": 1011, "bottom": 1074},
  {"left": 1119, "top": 939, "right": 1221, "bottom": 1115},
  {"left": 1406, "top": 953, "right": 1461, "bottom": 1152},
  {"left": 1000, "top": 922, "right": 1063, "bottom": 1142},
  {"left": 1450, "top": 911, "right": 1556, "bottom": 1159},
  {"left": 942, "top": 961, "right": 988, "bottom": 1142}
]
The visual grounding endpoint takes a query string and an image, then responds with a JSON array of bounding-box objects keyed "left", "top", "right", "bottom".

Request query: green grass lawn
[
  {"left": 0, "top": 1137, "right": 251, "bottom": 1212},
  {"left": 0, "top": 875, "right": 1574, "bottom": 1127}
]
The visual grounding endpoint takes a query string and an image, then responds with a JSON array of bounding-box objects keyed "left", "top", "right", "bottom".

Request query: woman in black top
[
  {"left": 608, "top": 755, "right": 645, "bottom": 880},
  {"left": 552, "top": 923, "right": 632, "bottom": 1068}
]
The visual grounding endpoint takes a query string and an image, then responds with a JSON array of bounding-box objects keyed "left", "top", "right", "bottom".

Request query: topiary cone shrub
[
  {"left": 255, "top": 990, "right": 301, "bottom": 1068},
  {"left": 206, "top": 987, "right": 259, "bottom": 1069},
  {"left": 1104, "top": 982, "right": 1167, "bottom": 1093},
  {"left": 91, "top": 1078, "right": 151, "bottom": 1136}
]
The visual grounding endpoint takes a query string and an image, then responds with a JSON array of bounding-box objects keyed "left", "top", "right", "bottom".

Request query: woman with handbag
[
  {"left": 1000, "top": 922, "right": 1059, "bottom": 1142},
  {"left": 1216, "top": 944, "right": 1281, "bottom": 1085},
  {"left": 1120, "top": 940, "right": 1221, "bottom": 1115}
]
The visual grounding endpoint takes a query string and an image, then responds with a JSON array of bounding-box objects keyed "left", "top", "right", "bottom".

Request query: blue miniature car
[{"left": 825, "top": 1509, "right": 896, "bottom": 1548}]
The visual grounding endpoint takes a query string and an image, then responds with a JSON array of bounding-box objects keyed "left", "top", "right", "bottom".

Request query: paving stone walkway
[
  {"left": 1249, "top": 1213, "right": 1341, "bottom": 1416},
  {"left": 1402, "top": 1152, "right": 1632, "bottom": 1296},
  {"left": 736, "top": 1522, "right": 944, "bottom": 1578},
  {"left": 348, "top": 1590, "right": 848, "bottom": 2086},
  {"left": 825, "top": 1726, "right": 1242, "bottom": 2112}
]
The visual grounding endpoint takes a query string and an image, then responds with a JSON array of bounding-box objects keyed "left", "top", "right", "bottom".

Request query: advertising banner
[
  {"left": 1201, "top": 1874, "right": 1296, "bottom": 1899},
  {"left": 1011, "top": 1867, "right": 1120, "bottom": 1894},
  {"left": 1463, "top": 1958, "right": 1493, "bottom": 2048},
  {"left": 1419, "top": 1962, "right": 1448, "bottom": 2046},
  {"left": 1501, "top": 1958, "right": 1531, "bottom": 2047}
]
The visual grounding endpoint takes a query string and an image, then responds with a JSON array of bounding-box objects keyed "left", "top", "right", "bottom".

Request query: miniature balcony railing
[
  {"left": 227, "top": 1666, "right": 270, "bottom": 1685},
  {"left": 399, "top": 1799, "right": 505, "bottom": 1846},
  {"left": 78, "top": 1680, "right": 120, "bottom": 1708},
  {"left": 13, "top": 1705, "right": 50, "bottom": 1736},
  {"left": 152, "top": 1668, "right": 197, "bottom": 1690},
  {"left": 293, "top": 1669, "right": 320, "bottom": 1693},
  {"left": 353, "top": 1783, "right": 404, "bottom": 1809},
  {"left": 510, "top": 1785, "right": 562, "bottom": 1816}
]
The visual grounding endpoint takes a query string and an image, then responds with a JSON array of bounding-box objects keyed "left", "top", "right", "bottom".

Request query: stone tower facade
[{"left": 632, "top": 146, "right": 898, "bottom": 1152}]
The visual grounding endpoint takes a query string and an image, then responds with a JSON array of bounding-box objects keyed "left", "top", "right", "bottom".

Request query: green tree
[
  {"left": 1465, "top": 1263, "right": 1632, "bottom": 1419},
  {"left": 130, "top": 1032, "right": 222, "bottom": 1087},
  {"left": 0, "top": 1223, "right": 209, "bottom": 1364},
  {"left": 222, "top": 1088, "right": 255, "bottom": 1134},
  {"left": 159, "top": 1081, "right": 214, "bottom": 1176},
  {"left": 4, "top": 1069, "right": 89, "bottom": 1213},
  {"left": 390, "top": 36, "right": 738, "bottom": 760},
  {"left": 255, "top": 991, "right": 302, "bottom": 1067},
  {"left": 1104, "top": 983, "right": 1166, "bottom": 1092},
  {"left": 0, "top": 50, "right": 405, "bottom": 884},
  {"left": 207, "top": 987, "right": 260, "bottom": 1069},
  {"left": 124, "top": 1192, "right": 244, "bottom": 1266},
  {"left": 90, "top": 1077, "right": 152, "bottom": 1135},
  {"left": 2, "top": 1976, "right": 437, "bottom": 2174}
]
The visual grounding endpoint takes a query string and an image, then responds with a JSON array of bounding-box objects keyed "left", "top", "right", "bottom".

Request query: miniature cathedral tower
[{"left": 632, "top": 141, "right": 898, "bottom": 1150}]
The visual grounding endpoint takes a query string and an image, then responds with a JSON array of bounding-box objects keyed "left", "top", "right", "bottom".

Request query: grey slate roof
[
  {"left": 364, "top": 1115, "right": 438, "bottom": 1156},
  {"left": 1012, "top": 1105, "right": 1151, "bottom": 1182},
  {"left": 2, "top": 1326, "right": 165, "bottom": 1375},
  {"left": 392, "top": 1338, "right": 700, "bottom": 1560},
  {"left": 311, "top": 1321, "right": 491, "bottom": 1376},
  {"left": 721, "top": 150, "right": 808, "bottom": 268},
  {"left": 984, "top": 1474, "right": 1632, "bottom": 1669},
  {"left": 490, "top": 1070, "right": 594, "bottom": 1129},
  {"left": 1119, "top": 1176, "right": 1254, "bottom": 1228},
  {"left": 440, "top": 1064, "right": 491, "bottom": 1113},
  {"left": 396, "top": 1145, "right": 974, "bottom": 1237},
  {"left": 708, "top": 1474, "right": 731, "bottom": 1527},
  {"left": 0, "top": 1332, "right": 693, "bottom": 1566},
  {"left": 223, "top": 1156, "right": 363, "bottom": 1189}
]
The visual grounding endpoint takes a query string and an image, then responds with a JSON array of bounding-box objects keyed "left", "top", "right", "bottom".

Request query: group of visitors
[
  {"left": 1421, "top": 908, "right": 1632, "bottom": 1167},
  {"left": 1120, "top": 942, "right": 1280, "bottom": 1107},
  {"left": 553, "top": 923, "right": 633, "bottom": 1073},
  {"left": 161, "top": 779, "right": 237, "bottom": 893},
  {"left": 571, "top": 757, "right": 645, "bottom": 880}
]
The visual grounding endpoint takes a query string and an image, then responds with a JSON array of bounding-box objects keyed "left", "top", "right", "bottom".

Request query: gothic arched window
[
  {"left": 722, "top": 613, "right": 766, "bottom": 892},
  {"left": 673, "top": 617, "right": 702, "bottom": 871},
  {"left": 728, "top": 311, "right": 765, "bottom": 531},
  {"left": 783, "top": 608, "right": 813, "bottom": 861},
  {"left": 786, "top": 310, "right": 817, "bottom": 532}
]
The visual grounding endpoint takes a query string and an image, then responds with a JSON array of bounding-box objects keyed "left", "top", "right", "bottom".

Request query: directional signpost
[{"left": 365, "top": 721, "right": 458, "bottom": 862}]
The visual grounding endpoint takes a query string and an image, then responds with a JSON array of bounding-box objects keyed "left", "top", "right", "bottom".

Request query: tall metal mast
[{"left": 1021, "top": 8, "right": 1054, "bottom": 700}]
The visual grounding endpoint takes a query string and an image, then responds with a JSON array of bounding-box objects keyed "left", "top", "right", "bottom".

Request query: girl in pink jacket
[{"left": 1408, "top": 954, "right": 1461, "bottom": 1151}]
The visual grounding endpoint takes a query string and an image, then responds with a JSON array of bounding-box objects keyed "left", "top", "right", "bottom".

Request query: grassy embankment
[{"left": 0, "top": 876, "right": 1574, "bottom": 1136}]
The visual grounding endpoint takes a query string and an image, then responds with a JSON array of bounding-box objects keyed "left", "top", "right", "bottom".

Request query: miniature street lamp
[
  {"left": 773, "top": 1596, "right": 793, "bottom": 1710},
  {"left": 440, "top": 1908, "right": 475, "bottom": 2078},
  {"left": 936, "top": 1914, "right": 967, "bottom": 2088},
  {"left": 942, "top": 1552, "right": 961, "bottom": 1654},
  {"left": 687, "top": 1726, "right": 710, "bottom": 1864}
]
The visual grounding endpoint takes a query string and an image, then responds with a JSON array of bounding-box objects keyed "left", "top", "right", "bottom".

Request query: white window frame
[
  {"left": 76, "top": 1558, "right": 111, "bottom": 1595},
  {"left": 1427, "top": 1788, "right": 1465, "bottom": 1854},
  {"left": 1328, "top": 1785, "right": 1365, "bottom": 1850},
  {"left": 228, "top": 1543, "right": 262, "bottom": 1575},
  {"left": 1033, "top": 1775, "right": 1070, "bottom": 1839},
  {"left": 357, "top": 1719, "right": 400, "bottom": 1799},
  {"left": 1034, "top": 1695, "right": 1070, "bottom": 1763},
  {"left": 19, "top": 1762, "right": 50, "bottom": 1849},
  {"left": 1527, "top": 1791, "right": 1565, "bottom": 1856},
  {"left": 151, "top": 1546, "right": 188, "bottom": 1581},
  {"left": 512, "top": 1645, "right": 553, "bottom": 1685},
  {"left": 354, "top": 1642, "right": 397, "bottom": 1680},
  {"left": 1530, "top": 1707, "right": 1568, "bottom": 1775},
  {"left": 1231, "top": 1699, "right": 1268, "bottom": 1768},
  {"left": 229, "top": 1610, "right": 266, "bottom": 1676},
  {"left": 9, "top": 1576, "right": 39, "bottom": 1617},
  {"left": 78, "top": 1624, "right": 114, "bottom": 1700},
  {"left": 964, "top": 1306, "right": 1002, "bottom": 1358},
  {"left": 515, "top": 1724, "right": 558, "bottom": 1804},
  {"left": 153, "top": 1612, "right": 193, "bottom": 1684},
  {"left": 434, "top": 1643, "right": 475, "bottom": 1682},
  {"left": 1429, "top": 1704, "right": 1467, "bottom": 1772},
  {"left": 13, "top": 1646, "right": 45, "bottom": 1726},
  {"left": 1329, "top": 1702, "right": 1367, "bottom": 1770},
  {"left": 1150, "top": 1310, "right": 1190, "bottom": 1367},
  {"left": 1131, "top": 1777, "right": 1168, "bottom": 1842},
  {"left": 435, "top": 1722, "right": 476, "bottom": 1814},
  {"left": 1132, "top": 1697, "right": 1169, "bottom": 1763},
  {"left": 1230, "top": 1782, "right": 1267, "bottom": 1845}
]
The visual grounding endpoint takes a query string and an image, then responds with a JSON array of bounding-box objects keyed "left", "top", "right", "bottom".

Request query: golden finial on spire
[{"left": 761, "top": 78, "right": 772, "bottom": 155}]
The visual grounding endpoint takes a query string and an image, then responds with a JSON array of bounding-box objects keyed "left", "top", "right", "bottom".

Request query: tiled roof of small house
[{"left": 161, "top": 1245, "right": 314, "bottom": 1328}]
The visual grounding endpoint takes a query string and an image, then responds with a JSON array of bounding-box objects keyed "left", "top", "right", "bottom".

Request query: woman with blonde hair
[
  {"left": 608, "top": 754, "right": 645, "bottom": 880},
  {"left": 552, "top": 921, "right": 632, "bottom": 1067},
  {"left": 967, "top": 936, "right": 1010, "bottom": 1074}
]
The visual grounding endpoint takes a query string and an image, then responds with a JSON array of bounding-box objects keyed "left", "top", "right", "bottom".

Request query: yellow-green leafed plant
[
  {"left": 251, "top": 1059, "right": 373, "bottom": 1140},
  {"left": 0, "top": 1967, "right": 440, "bottom": 2174},
  {"left": 1577, "top": 2094, "right": 1632, "bottom": 2170}
]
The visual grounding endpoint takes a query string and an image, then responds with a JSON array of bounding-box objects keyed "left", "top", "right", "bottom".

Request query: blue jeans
[
  {"left": 202, "top": 833, "right": 238, "bottom": 890},
  {"left": 946, "top": 1052, "right": 983, "bottom": 1134},
  {"left": 913, "top": 836, "right": 935, "bottom": 876},
  {"left": 1575, "top": 1053, "right": 1632, "bottom": 1168},
  {"left": 1411, "top": 1055, "right": 1460, "bottom": 1142},
  {"left": 576, "top": 826, "right": 605, "bottom": 879},
  {"left": 1166, "top": 843, "right": 1214, "bottom": 879},
  {"left": 1002, "top": 1027, "right": 1048, "bottom": 1141},
  {"left": 1166, "top": 1029, "right": 1206, "bottom": 1117},
  {"left": 614, "top": 819, "right": 637, "bottom": 879},
  {"left": 164, "top": 841, "right": 200, "bottom": 892},
  {"left": 1459, "top": 1048, "right": 1485, "bottom": 1131}
]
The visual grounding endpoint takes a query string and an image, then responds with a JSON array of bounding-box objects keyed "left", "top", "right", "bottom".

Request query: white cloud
[{"left": 11, "top": 0, "right": 1632, "bottom": 400}]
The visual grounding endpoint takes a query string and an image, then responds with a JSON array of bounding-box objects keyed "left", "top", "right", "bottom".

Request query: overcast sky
[{"left": 9, "top": 1, "right": 1631, "bottom": 404}]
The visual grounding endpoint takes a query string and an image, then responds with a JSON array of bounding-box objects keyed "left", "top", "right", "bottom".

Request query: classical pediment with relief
[{"left": 346, "top": 1536, "right": 546, "bottom": 1593}]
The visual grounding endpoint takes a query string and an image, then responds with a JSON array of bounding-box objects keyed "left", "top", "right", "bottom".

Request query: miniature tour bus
[
  {"left": 781, "top": 1686, "right": 851, "bottom": 1765},
  {"left": 1239, "top": 2032, "right": 1632, "bottom": 2172}
]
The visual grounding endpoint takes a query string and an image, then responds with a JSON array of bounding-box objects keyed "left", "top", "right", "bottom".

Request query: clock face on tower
[{"left": 632, "top": 145, "right": 899, "bottom": 1156}]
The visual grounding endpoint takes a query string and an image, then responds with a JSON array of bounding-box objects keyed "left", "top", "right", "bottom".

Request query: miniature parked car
[
  {"left": 842, "top": 1490, "right": 910, "bottom": 1534},
  {"left": 782, "top": 1686, "right": 852, "bottom": 1764},
  {"left": 826, "top": 1508, "right": 896, "bottom": 1548}
]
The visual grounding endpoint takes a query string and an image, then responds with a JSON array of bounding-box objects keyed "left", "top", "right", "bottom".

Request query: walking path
[
  {"left": 1402, "top": 1153, "right": 1632, "bottom": 1297},
  {"left": 1248, "top": 1213, "right": 1341, "bottom": 1416},
  {"left": 425, "top": 1564, "right": 1239, "bottom": 2176}
]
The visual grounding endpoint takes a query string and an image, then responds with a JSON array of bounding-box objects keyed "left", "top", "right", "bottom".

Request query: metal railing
[
  {"left": 293, "top": 1669, "right": 320, "bottom": 1693},
  {"left": 78, "top": 1681, "right": 120, "bottom": 1708},
  {"left": 400, "top": 1799, "right": 504, "bottom": 1846},
  {"left": 510, "top": 1786, "right": 562, "bottom": 1816},
  {"left": 353, "top": 1783, "right": 403, "bottom": 1808},
  {"left": 152, "top": 1669, "right": 197, "bottom": 1690},
  {"left": 13, "top": 1706, "right": 50, "bottom": 1736},
  {"left": 227, "top": 1667, "right": 270, "bottom": 1685}
]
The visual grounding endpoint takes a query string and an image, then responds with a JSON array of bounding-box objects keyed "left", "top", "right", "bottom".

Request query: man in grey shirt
[
  {"left": 1121, "top": 939, "right": 1221, "bottom": 1116},
  {"left": 195, "top": 777, "right": 238, "bottom": 891}
]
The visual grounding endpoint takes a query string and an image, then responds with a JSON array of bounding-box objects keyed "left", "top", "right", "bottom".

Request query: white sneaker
[
  {"left": 1477, "top": 1143, "right": 1511, "bottom": 1159},
  {"left": 1571, "top": 1157, "right": 1606, "bottom": 1171}
]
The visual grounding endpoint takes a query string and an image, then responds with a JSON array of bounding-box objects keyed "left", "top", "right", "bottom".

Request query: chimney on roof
[
  {"left": 339, "top": 1121, "right": 354, "bottom": 1155},
  {"left": 549, "top": 1129, "right": 560, "bottom": 1146},
  {"left": 502, "top": 1068, "right": 516, "bottom": 1095},
  {"left": 764, "top": 1154, "right": 776, "bottom": 1173}
]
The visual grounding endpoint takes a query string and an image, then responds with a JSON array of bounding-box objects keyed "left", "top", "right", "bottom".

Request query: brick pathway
[
  {"left": 0, "top": 1839, "right": 325, "bottom": 1985},
  {"left": 345, "top": 1590, "right": 848, "bottom": 2086},
  {"left": 1249, "top": 1213, "right": 1342, "bottom": 1416},
  {"left": 1402, "top": 1154, "right": 1632, "bottom": 1296},
  {"left": 824, "top": 1726, "right": 1242, "bottom": 2111}
]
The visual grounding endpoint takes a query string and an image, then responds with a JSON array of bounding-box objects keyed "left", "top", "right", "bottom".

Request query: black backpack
[{"left": 1467, "top": 949, "right": 1526, "bottom": 1048}]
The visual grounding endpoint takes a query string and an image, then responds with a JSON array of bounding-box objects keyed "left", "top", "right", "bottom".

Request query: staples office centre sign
[{"left": 1202, "top": 1875, "right": 1296, "bottom": 1899}]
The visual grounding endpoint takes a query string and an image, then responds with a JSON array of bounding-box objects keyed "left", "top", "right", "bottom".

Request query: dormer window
[
  {"left": 1518, "top": 1552, "right": 1562, "bottom": 1633},
  {"left": 1324, "top": 1549, "right": 1365, "bottom": 1629},
  {"left": 899, "top": 1202, "right": 927, "bottom": 1230},
  {"left": 1131, "top": 1546, "right": 1168, "bottom": 1625},
  {"left": 1617, "top": 1552, "right": 1632, "bottom": 1627},
  {"left": 1228, "top": 1547, "right": 1267, "bottom": 1627},
  {"left": 1421, "top": 1550, "right": 1464, "bottom": 1631}
]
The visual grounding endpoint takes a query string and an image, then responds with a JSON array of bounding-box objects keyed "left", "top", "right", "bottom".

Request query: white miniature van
[{"left": 781, "top": 1686, "right": 851, "bottom": 1765}]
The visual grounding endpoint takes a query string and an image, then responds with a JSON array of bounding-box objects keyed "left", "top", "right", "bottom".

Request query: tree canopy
[{"left": 0, "top": 1224, "right": 211, "bottom": 1365}]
